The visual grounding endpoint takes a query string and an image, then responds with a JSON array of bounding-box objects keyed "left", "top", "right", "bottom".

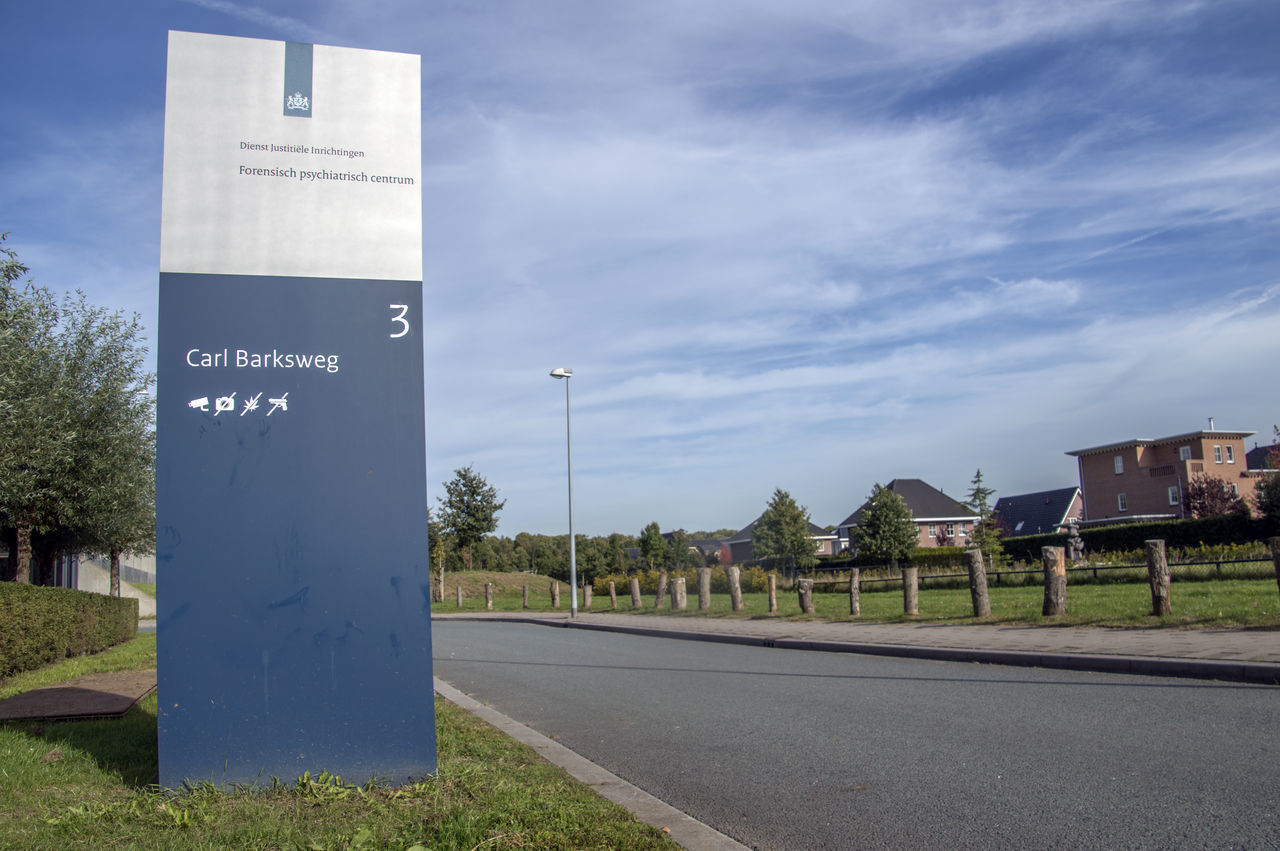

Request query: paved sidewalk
[{"left": 432, "top": 611, "right": 1280, "bottom": 684}]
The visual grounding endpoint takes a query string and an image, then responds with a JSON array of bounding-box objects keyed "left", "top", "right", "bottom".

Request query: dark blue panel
[{"left": 156, "top": 272, "right": 435, "bottom": 787}]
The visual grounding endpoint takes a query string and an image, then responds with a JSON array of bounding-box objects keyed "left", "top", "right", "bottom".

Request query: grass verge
[
  {"left": 0, "top": 634, "right": 676, "bottom": 850},
  {"left": 433, "top": 571, "right": 1280, "bottom": 628}
]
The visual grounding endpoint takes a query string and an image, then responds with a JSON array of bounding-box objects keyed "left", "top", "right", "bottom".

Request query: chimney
[{"left": 1208, "top": 417, "right": 1215, "bottom": 431}]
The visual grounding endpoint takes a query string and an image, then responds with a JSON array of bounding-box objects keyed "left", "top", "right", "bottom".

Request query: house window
[
  {"left": 1226, "top": 446, "right": 1235, "bottom": 464},
  {"left": 1118, "top": 493, "right": 1128, "bottom": 511},
  {"left": 928, "top": 524, "right": 937, "bottom": 538},
  {"left": 1168, "top": 485, "right": 1180, "bottom": 506},
  {"left": 1178, "top": 446, "right": 1191, "bottom": 461},
  {"left": 1213, "top": 445, "right": 1222, "bottom": 464},
  {"left": 945, "top": 523, "right": 955, "bottom": 538},
  {"left": 1230, "top": 484, "right": 1239, "bottom": 497},
  {"left": 1114, "top": 455, "right": 1124, "bottom": 474}
]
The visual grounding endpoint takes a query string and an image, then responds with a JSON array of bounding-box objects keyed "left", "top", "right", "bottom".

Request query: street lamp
[{"left": 549, "top": 367, "right": 577, "bottom": 616}]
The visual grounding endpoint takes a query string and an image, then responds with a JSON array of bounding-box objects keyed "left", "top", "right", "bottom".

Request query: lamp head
[{"left": 550, "top": 368, "right": 573, "bottom": 379}]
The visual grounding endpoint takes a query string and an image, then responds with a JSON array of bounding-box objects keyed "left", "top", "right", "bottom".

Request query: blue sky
[{"left": 4, "top": 1, "right": 1279, "bottom": 537}]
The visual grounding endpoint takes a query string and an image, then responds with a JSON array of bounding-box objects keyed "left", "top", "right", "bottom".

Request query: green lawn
[
  {"left": 0, "top": 634, "right": 676, "bottom": 850},
  {"left": 434, "top": 572, "right": 1280, "bottom": 628}
]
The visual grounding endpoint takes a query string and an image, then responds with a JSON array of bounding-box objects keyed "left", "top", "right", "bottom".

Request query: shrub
[{"left": 0, "top": 583, "right": 137, "bottom": 678}]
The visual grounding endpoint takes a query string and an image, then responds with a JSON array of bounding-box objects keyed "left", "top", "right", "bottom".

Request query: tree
[
  {"left": 1254, "top": 428, "right": 1280, "bottom": 533},
  {"left": 637, "top": 521, "right": 665, "bottom": 571},
  {"left": 436, "top": 465, "right": 505, "bottom": 571},
  {"left": 1, "top": 235, "right": 155, "bottom": 589},
  {"left": 752, "top": 488, "right": 818, "bottom": 571},
  {"left": 1181, "top": 473, "right": 1245, "bottom": 519},
  {"left": 965, "top": 469, "right": 1005, "bottom": 570},
  {"left": 664, "top": 529, "right": 703, "bottom": 573},
  {"left": 852, "top": 484, "right": 917, "bottom": 568}
]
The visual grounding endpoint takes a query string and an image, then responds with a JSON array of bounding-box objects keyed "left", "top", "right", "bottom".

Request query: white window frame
[
  {"left": 1214, "top": 445, "right": 1223, "bottom": 464},
  {"left": 1230, "top": 483, "right": 1239, "bottom": 497},
  {"left": 1168, "top": 485, "right": 1180, "bottom": 506},
  {"left": 928, "top": 523, "right": 937, "bottom": 538},
  {"left": 1178, "top": 446, "right": 1191, "bottom": 461},
  {"left": 1114, "top": 455, "right": 1124, "bottom": 474},
  {"left": 1225, "top": 446, "right": 1235, "bottom": 464},
  {"left": 945, "top": 523, "right": 955, "bottom": 538},
  {"left": 1118, "top": 493, "right": 1128, "bottom": 511}
]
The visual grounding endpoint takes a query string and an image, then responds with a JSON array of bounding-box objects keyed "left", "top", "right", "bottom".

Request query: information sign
[{"left": 156, "top": 31, "right": 434, "bottom": 787}]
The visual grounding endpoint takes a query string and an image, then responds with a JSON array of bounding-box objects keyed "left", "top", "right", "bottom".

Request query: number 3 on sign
[{"left": 389, "top": 304, "right": 410, "bottom": 338}]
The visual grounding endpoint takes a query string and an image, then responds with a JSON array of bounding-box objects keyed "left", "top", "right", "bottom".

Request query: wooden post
[
  {"left": 1042, "top": 546, "right": 1067, "bottom": 616},
  {"left": 1145, "top": 539, "right": 1172, "bottom": 616},
  {"left": 455, "top": 586, "right": 463, "bottom": 608},
  {"left": 768, "top": 573, "right": 778, "bottom": 613},
  {"left": 485, "top": 582, "right": 493, "bottom": 610},
  {"left": 727, "top": 565, "right": 745, "bottom": 611},
  {"left": 697, "top": 567, "right": 712, "bottom": 611},
  {"left": 583, "top": 583, "right": 593, "bottom": 610},
  {"left": 1270, "top": 537, "right": 1280, "bottom": 601},
  {"left": 629, "top": 575, "right": 642, "bottom": 609},
  {"left": 848, "top": 568, "right": 860, "bottom": 616},
  {"left": 522, "top": 585, "right": 529, "bottom": 609},
  {"left": 901, "top": 562, "right": 919, "bottom": 615},
  {"left": 798, "top": 578, "right": 815, "bottom": 614},
  {"left": 655, "top": 572, "right": 669, "bottom": 609},
  {"left": 965, "top": 549, "right": 991, "bottom": 618},
  {"left": 673, "top": 577, "right": 687, "bottom": 610},
  {"left": 609, "top": 580, "right": 618, "bottom": 609},
  {"left": 551, "top": 580, "right": 560, "bottom": 609}
]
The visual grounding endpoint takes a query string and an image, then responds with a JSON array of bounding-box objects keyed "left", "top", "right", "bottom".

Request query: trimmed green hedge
[
  {"left": 1002, "top": 513, "right": 1270, "bottom": 563},
  {"left": 0, "top": 582, "right": 138, "bottom": 678}
]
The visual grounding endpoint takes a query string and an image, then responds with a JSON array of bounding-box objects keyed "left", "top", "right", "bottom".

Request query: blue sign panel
[{"left": 157, "top": 32, "right": 433, "bottom": 786}]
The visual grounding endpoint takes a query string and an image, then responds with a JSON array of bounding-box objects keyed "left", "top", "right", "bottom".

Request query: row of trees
[{"left": 1, "top": 235, "right": 155, "bottom": 593}]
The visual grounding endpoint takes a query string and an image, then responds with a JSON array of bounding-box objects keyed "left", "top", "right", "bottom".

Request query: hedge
[
  {"left": 0, "top": 582, "right": 138, "bottom": 678},
  {"left": 1001, "top": 513, "right": 1270, "bottom": 563}
]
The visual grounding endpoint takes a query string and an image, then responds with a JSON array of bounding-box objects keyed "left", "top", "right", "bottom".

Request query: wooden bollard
[
  {"left": 485, "top": 582, "right": 493, "bottom": 610},
  {"left": 523, "top": 585, "right": 529, "bottom": 609},
  {"left": 727, "top": 565, "right": 745, "bottom": 611},
  {"left": 1042, "top": 546, "right": 1067, "bottom": 616},
  {"left": 551, "top": 581, "right": 560, "bottom": 609},
  {"left": 1145, "top": 539, "right": 1172, "bottom": 616},
  {"left": 609, "top": 580, "right": 618, "bottom": 609},
  {"left": 1270, "top": 537, "right": 1280, "bottom": 601},
  {"left": 583, "top": 584, "right": 592, "bottom": 610},
  {"left": 697, "top": 567, "right": 712, "bottom": 611},
  {"left": 798, "top": 578, "right": 815, "bottom": 614},
  {"left": 455, "top": 586, "right": 463, "bottom": 608},
  {"left": 848, "top": 568, "right": 860, "bottom": 616},
  {"left": 655, "top": 572, "right": 669, "bottom": 609},
  {"left": 768, "top": 573, "right": 778, "bottom": 613},
  {"left": 629, "top": 575, "right": 642, "bottom": 609},
  {"left": 965, "top": 549, "right": 991, "bottom": 618},
  {"left": 902, "top": 564, "right": 919, "bottom": 615},
  {"left": 673, "top": 577, "right": 687, "bottom": 610}
]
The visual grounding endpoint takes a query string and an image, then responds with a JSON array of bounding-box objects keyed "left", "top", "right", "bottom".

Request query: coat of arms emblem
[{"left": 286, "top": 92, "right": 310, "bottom": 111}]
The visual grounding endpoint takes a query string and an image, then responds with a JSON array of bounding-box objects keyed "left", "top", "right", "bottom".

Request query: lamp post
[{"left": 549, "top": 367, "right": 577, "bottom": 616}]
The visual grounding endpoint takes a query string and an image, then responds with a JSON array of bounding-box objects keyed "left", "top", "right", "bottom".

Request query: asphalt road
[{"left": 432, "top": 620, "right": 1280, "bottom": 850}]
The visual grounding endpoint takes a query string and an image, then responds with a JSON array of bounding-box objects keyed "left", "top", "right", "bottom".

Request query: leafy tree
[
  {"left": 1183, "top": 473, "right": 1246, "bottom": 519},
  {"left": 638, "top": 521, "right": 664, "bottom": 571},
  {"left": 852, "top": 483, "right": 917, "bottom": 569},
  {"left": 664, "top": 529, "right": 703, "bottom": 573},
  {"left": 1, "top": 236, "right": 155, "bottom": 589},
  {"left": 436, "top": 465, "right": 505, "bottom": 571},
  {"left": 965, "top": 469, "right": 1005, "bottom": 569},
  {"left": 752, "top": 488, "right": 817, "bottom": 570},
  {"left": 1254, "top": 428, "right": 1280, "bottom": 533}
]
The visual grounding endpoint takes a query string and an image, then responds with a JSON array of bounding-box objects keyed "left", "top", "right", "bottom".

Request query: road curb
[
  {"left": 436, "top": 615, "right": 1280, "bottom": 685},
  {"left": 433, "top": 677, "right": 748, "bottom": 850}
]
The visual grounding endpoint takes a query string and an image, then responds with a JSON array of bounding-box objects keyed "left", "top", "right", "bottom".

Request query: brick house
[
  {"left": 1065, "top": 428, "right": 1258, "bottom": 524},
  {"left": 836, "top": 478, "right": 979, "bottom": 552}
]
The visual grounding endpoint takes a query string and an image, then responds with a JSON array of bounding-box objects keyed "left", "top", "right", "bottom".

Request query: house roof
[
  {"left": 994, "top": 486, "right": 1080, "bottom": 536},
  {"left": 1246, "top": 444, "right": 1278, "bottom": 471},
  {"left": 838, "top": 479, "right": 978, "bottom": 527},
  {"left": 1065, "top": 429, "right": 1254, "bottom": 457},
  {"left": 727, "top": 517, "right": 834, "bottom": 543}
]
